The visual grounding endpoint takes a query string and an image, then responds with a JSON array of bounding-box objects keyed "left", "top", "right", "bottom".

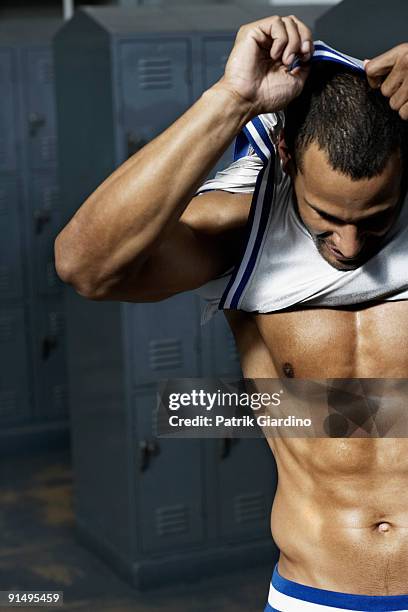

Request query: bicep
[{"left": 95, "top": 191, "right": 251, "bottom": 302}]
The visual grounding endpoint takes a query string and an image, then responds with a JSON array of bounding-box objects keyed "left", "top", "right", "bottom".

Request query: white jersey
[{"left": 193, "top": 43, "right": 408, "bottom": 324}]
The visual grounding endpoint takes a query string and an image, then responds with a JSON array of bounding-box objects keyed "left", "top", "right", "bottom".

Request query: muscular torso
[{"left": 225, "top": 300, "right": 408, "bottom": 594}]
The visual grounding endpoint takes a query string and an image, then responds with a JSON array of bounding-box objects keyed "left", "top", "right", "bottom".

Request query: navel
[{"left": 375, "top": 522, "right": 392, "bottom": 533}]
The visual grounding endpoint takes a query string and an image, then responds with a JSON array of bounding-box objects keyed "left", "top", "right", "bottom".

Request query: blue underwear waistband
[{"left": 264, "top": 564, "right": 408, "bottom": 611}]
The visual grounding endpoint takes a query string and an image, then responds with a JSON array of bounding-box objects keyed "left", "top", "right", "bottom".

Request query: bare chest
[{"left": 225, "top": 300, "right": 408, "bottom": 378}]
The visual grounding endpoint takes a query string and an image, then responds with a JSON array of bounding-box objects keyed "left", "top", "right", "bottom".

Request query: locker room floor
[{"left": 0, "top": 446, "right": 273, "bottom": 611}]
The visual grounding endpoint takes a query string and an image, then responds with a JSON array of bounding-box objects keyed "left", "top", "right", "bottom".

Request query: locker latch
[
  {"left": 34, "top": 208, "right": 51, "bottom": 234},
  {"left": 139, "top": 439, "right": 160, "bottom": 472},
  {"left": 28, "top": 112, "right": 46, "bottom": 136},
  {"left": 41, "top": 334, "right": 58, "bottom": 360},
  {"left": 220, "top": 436, "right": 239, "bottom": 459}
]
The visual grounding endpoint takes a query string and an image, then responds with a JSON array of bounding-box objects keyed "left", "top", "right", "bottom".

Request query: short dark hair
[{"left": 284, "top": 63, "right": 408, "bottom": 180}]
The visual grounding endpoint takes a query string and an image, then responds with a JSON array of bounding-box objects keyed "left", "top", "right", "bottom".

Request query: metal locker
[
  {"left": 202, "top": 37, "right": 236, "bottom": 173},
  {"left": 0, "top": 176, "right": 24, "bottom": 300},
  {"left": 202, "top": 37, "right": 233, "bottom": 90},
  {"left": 23, "top": 48, "right": 57, "bottom": 170},
  {"left": 208, "top": 313, "right": 241, "bottom": 377},
  {"left": 135, "top": 386, "right": 205, "bottom": 553},
  {"left": 216, "top": 437, "right": 276, "bottom": 542},
  {"left": 31, "top": 294, "right": 68, "bottom": 420},
  {"left": 0, "top": 306, "right": 31, "bottom": 425},
  {"left": 29, "top": 173, "right": 63, "bottom": 296},
  {"left": 0, "top": 48, "right": 18, "bottom": 174},
  {"left": 119, "top": 39, "right": 192, "bottom": 158},
  {"left": 127, "top": 294, "right": 201, "bottom": 384}
]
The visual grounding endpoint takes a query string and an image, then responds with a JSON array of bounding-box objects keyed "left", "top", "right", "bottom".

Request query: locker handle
[
  {"left": 220, "top": 436, "right": 239, "bottom": 460},
  {"left": 34, "top": 208, "right": 51, "bottom": 234},
  {"left": 42, "top": 334, "right": 58, "bottom": 360},
  {"left": 29, "top": 112, "right": 46, "bottom": 136},
  {"left": 139, "top": 439, "right": 160, "bottom": 472}
]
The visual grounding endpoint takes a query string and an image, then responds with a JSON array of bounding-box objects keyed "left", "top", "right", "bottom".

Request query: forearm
[{"left": 54, "top": 81, "right": 253, "bottom": 296}]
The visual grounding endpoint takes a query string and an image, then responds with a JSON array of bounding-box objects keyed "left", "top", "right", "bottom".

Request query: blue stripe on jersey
[
  {"left": 229, "top": 157, "right": 275, "bottom": 309},
  {"left": 234, "top": 131, "right": 250, "bottom": 161},
  {"left": 292, "top": 40, "right": 365, "bottom": 73},
  {"left": 219, "top": 151, "right": 275, "bottom": 309},
  {"left": 250, "top": 116, "right": 276, "bottom": 156}
]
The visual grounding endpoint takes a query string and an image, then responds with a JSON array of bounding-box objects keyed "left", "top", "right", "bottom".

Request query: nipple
[{"left": 377, "top": 522, "right": 391, "bottom": 533}]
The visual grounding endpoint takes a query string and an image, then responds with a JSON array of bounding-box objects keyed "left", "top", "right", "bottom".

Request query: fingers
[
  {"left": 365, "top": 46, "right": 401, "bottom": 79},
  {"left": 381, "top": 66, "right": 405, "bottom": 98},
  {"left": 280, "top": 17, "right": 301, "bottom": 66},
  {"left": 288, "top": 15, "right": 314, "bottom": 62},
  {"left": 251, "top": 15, "right": 313, "bottom": 67},
  {"left": 389, "top": 76, "right": 408, "bottom": 118},
  {"left": 399, "top": 102, "right": 408, "bottom": 121},
  {"left": 269, "top": 18, "right": 289, "bottom": 61},
  {"left": 364, "top": 59, "right": 382, "bottom": 89},
  {"left": 365, "top": 44, "right": 408, "bottom": 119}
]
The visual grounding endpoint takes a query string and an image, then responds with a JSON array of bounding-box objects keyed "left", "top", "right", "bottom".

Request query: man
[{"left": 54, "top": 14, "right": 408, "bottom": 610}]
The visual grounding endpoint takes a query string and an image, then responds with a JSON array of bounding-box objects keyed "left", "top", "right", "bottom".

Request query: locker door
[
  {"left": 119, "top": 39, "right": 192, "bottom": 160},
  {"left": 202, "top": 37, "right": 235, "bottom": 173},
  {"left": 216, "top": 437, "right": 276, "bottom": 542},
  {"left": 203, "top": 314, "right": 241, "bottom": 377},
  {"left": 0, "top": 177, "right": 24, "bottom": 300},
  {"left": 134, "top": 387, "right": 205, "bottom": 553},
  {"left": 0, "top": 48, "right": 18, "bottom": 173},
  {"left": 127, "top": 294, "right": 201, "bottom": 384},
  {"left": 202, "top": 37, "right": 233, "bottom": 90},
  {"left": 0, "top": 306, "right": 31, "bottom": 425},
  {"left": 29, "top": 173, "right": 63, "bottom": 296},
  {"left": 24, "top": 48, "right": 57, "bottom": 170},
  {"left": 31, "top": 295, "right": 68, "bottom": 420}
]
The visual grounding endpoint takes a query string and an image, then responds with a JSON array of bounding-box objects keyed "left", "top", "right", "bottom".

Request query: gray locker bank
[
  {"left": 53, "top": 4, "right": 327, "bottom": 588},
  {"left": 0, "top": 19, "right": 68, "bottom": 451},
  {"left": 315, "top": 0, "right": 408, "bottom": 58}
]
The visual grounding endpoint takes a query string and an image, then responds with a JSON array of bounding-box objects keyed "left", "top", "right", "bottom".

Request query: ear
[{"left": 277, "top": 129, "right": 294, "bottom": 174}]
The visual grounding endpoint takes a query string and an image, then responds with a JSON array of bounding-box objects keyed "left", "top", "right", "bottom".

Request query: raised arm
[{"left": 54, "top": 15, "right": 313, "bottom": 302}]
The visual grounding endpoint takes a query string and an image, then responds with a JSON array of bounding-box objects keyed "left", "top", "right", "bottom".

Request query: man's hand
[
  {"left": 365, "top": 43, "right": 408, "bottom": 120},
  {"left": 218, "top": 15, "right": 314, "bottom": 117}
]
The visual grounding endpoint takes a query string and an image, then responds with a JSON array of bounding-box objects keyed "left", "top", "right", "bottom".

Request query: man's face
[{"left": 291, "top": 143, "right": 403, "bottom": 271}]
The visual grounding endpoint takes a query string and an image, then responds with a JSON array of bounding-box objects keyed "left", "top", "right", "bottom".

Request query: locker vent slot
[
  {"left": 156, "top": 504, "right": 189, "bottom": 536},
  {"left": 48, "top": 311, "right": 64, "bottom": 336},
  {"left": 39, "top": 60, "right": 54, "bottom": 84},
  {"left": 53, "top": 385, "right": 68, "bottom": 414},
  {"left": 0, "top": 266, "right": 10, "bottom": 293},
  {"left": 42, "top": 186, "right": 59, "bottom": 209},
  {"left": 0, "top": 188, "right": 6, "bottom": 213},
  {"left": 0, "top": 391, "right": 17, "bottom": 417},
  {"left": 234, "top": 492, "right": 265, "bottom": 524},
  {"left": 40, "top": 137, "right": 56, "bottom": 162},
  {"left": 149, "top": 338, "right": 182, "bottom": 370},
  {"left": 138, "top": 58, "right": 172, "bottom": 90}
]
